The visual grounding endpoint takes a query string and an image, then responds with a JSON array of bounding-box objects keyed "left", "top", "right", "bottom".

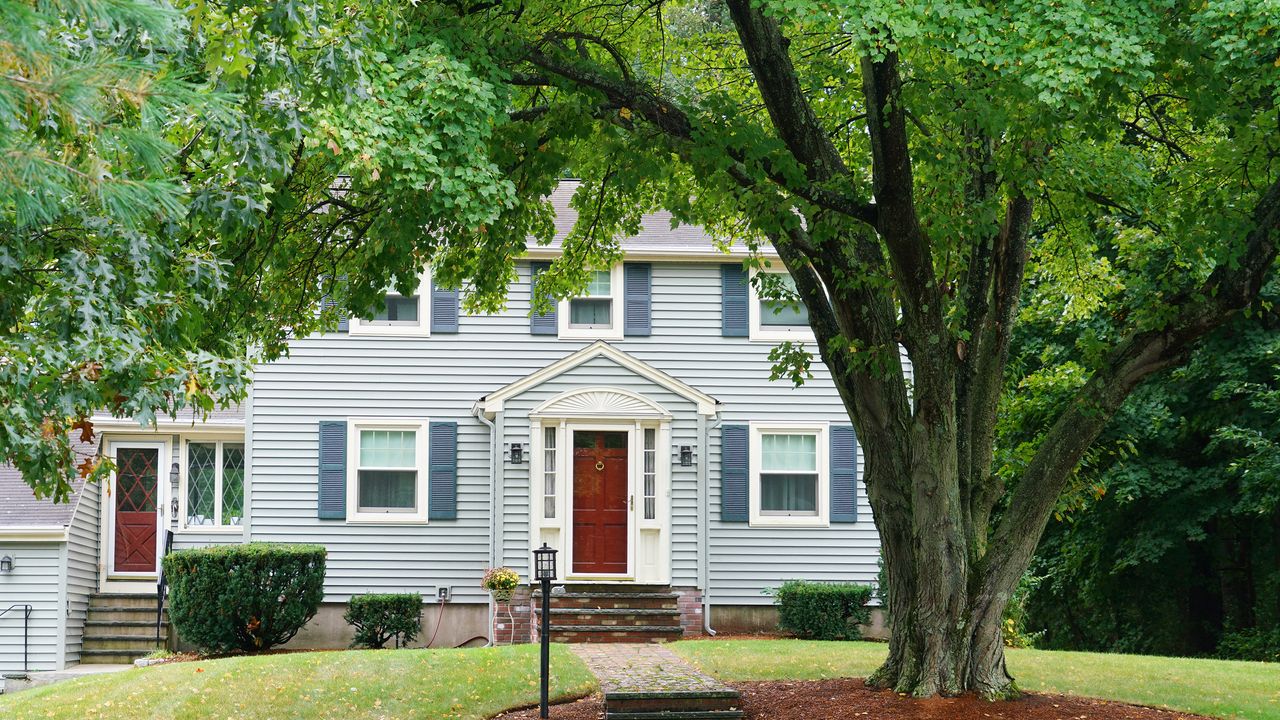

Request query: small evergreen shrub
[
  {"left": 768, "top": 580, "right": 874, "bottom": 640},
  {"left": 345, "top": 594, "right": 423, "bottom": 649},
  {"left": 163, "top": 543, "right": 326, "bottom": 653},
  {"left": 1217, "top": 628, "right": 1280, "bottom": 662}
]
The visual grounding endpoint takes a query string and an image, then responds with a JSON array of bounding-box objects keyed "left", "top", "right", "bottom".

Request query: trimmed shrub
[
  {"left": 1217, "top": 628, "right": 1280, "bottom": 662},
  {"left": 345, "top": 594, "right": 423, "bottom": 649},
  {"left": 769, "top": 580, "right": 874, "bottom": 640},
  {"left": 163, "top": 543, "right": 326, "bottom": 653}
]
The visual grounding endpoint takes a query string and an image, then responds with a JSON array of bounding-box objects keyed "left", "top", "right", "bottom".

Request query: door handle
[{"left": 629, "top": 495, "right": 634, "bottom": 511}]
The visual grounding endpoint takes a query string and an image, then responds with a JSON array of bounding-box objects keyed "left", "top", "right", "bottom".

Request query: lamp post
[{"left": 533, "top": 543, "right": 558, "bottom": 719}]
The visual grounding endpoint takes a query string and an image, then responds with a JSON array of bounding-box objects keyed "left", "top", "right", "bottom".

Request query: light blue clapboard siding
[
  {"left": 64, "top": 481, "right": 100, "bottom": 665},
  {"left": 0, "top": 543, "right": 62, "bottom": 673},
  {"left": 249, "top": 262, "right": 890, "bottom": 605}
]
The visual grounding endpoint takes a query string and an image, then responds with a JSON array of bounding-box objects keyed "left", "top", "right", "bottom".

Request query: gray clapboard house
[{"left": 0, "top": 182, "right": 892, "bottom": 672}]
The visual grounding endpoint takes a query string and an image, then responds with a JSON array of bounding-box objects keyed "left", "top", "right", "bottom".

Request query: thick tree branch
[{"left": 980, "top": 174, "right": 1280, "bottom": 607}]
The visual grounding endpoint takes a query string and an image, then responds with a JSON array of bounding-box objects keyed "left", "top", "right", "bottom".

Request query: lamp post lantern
[{"left": 533, "top": 543, "right": 558, "bottom": 718}]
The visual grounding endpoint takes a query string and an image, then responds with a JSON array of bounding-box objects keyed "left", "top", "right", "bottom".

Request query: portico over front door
[{"left": 572, "top": 430, "right": 628, "bottom": 574}]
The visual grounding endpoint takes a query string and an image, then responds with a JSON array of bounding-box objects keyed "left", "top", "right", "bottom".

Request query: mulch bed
[{"left": 494, "top": 679, "right": 1211, "bottom": 720}]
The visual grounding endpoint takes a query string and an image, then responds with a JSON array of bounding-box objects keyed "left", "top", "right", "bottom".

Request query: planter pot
[{"left": 490, "top": 588, "right": 515, "bottom": 603}]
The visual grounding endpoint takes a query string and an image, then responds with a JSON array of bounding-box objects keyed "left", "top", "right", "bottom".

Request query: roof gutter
[
  {"left": 0, "top": 526, "right": 68, "bottom": 542},
  {"left": 472, "top": 401, "right": 499, "bottom": 647}
]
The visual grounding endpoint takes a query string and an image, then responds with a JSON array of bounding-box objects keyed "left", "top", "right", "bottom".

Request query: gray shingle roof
[
  {"left": 0, "top": 437, "right": 99, "bottom": 529},
  {"left": 534, "top": 180, "right": 772, "bottom": 256}
]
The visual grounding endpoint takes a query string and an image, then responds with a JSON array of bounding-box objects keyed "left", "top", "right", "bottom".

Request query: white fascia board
[{"left": 0, "top": 526, "right": 69, "bottom": 541}]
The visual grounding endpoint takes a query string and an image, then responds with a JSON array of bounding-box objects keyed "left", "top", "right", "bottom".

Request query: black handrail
[
  {"left": 156, "top": 529, "right": 174, "bottom": 645},
  {"left": 1, "top": 603, "right": 33, "bottom": 672}
]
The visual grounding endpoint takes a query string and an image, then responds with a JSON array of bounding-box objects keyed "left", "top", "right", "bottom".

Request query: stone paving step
[
  {"left": 570, "top": 644, "right": 743, "bottom": 720},
  {"left": 535, "top": 592, "right": 681, "bottom": 611},
  {"left": 553, "top": 625, "right": 685, "bottom": 643}
]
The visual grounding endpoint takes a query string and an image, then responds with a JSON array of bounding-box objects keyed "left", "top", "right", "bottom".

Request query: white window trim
[
  {"left": 179, "top": 435, "right": 247, "bottom": 532},
  {"left": 748, "top": 267, "right": 817, "bottom": 343},
  {"left": 345, "top": 418, "right": 431, "bottom": 524},
  {"left": 349, "top": 268, "right": 432, "bottom": 337},
  {"left": 748, "top": 421, "right": 829, "bottom": 527},
  {"left": 557, "top": 263, "right": 624, "bottom": 340}
]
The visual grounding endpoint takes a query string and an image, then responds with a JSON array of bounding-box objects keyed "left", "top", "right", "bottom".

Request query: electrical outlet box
[{"left": 437, "top": 586, "right": 451, "bottom": 601}]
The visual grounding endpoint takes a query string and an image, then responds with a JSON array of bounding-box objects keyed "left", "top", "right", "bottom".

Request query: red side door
[
  {"left": 113, "top": 446, "right": 160, "bottom": 574},
  {"left": 572, "top": 431, "right": 629, "bottom": 574}
]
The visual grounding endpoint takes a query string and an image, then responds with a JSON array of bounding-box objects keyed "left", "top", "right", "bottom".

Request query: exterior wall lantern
[
  {"left": 679, "top": 445, "right": 694, "bottom": 467},
  {"left": 0, "top": 555, "right": 13, "bottom": 573},
  {"left": 507, "top": 442, "right": 524, "bottom": 464},
  {"left": 533, "top": 543, "right": 558, "bottom": 718}
]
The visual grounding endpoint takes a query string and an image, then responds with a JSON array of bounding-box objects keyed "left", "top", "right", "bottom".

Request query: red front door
[
  {"left": 113, "top": 446, "right": 160, "bottom": 574},
  {"left": 572, "top": 431, "right": 629, "bottom": 574}
]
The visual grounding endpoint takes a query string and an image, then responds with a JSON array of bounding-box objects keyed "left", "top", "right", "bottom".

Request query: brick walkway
[{"left": 571, "top": 644, "right": 727, "bottom": 693}]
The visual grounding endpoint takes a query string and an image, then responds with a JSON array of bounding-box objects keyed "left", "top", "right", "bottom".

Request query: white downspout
[
  {"left": 473, "top": 404, "right": 499, "bottom": 646},
  {"left": 699, "top": 411, "right": 723, "bottom": 636}
]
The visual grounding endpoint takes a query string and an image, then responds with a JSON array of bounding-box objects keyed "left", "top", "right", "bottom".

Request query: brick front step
[
  {"left": 551, "top": 608, "right": 682, "bottom": 628},
  {"left": 551, "top": 625, "right": 685, "bottom": 643},
  {"left": 534, "top": 592, "right": 681, "bottom": 611}
]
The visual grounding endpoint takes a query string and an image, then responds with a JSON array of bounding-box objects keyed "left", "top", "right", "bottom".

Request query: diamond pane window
[
  {"left": 222, "top": 444, "right": 245, "bottom": 526},
  {"left": 185, "top": 440, "right": 246, "bottom": 528},
  {"left": 187, "top": 443, "right": 218, "bottom": 526}
]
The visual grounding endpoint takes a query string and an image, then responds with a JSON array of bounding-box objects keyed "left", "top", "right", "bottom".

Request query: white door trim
[{"left": 102, "top": 438, "right": 170, "bottom": 582}]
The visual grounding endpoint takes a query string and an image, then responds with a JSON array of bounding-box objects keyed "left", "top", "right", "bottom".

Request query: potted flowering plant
[{"left": 482, "top": 567, "right": 521, "bottom": 602}]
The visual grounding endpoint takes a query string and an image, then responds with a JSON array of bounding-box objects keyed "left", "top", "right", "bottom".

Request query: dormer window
[{"left": 558, "top": 264, "right": 624, "bottom": 340}]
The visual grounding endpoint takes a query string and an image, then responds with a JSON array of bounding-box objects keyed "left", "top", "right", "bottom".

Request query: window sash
[
  {"left": 761, "top": 433, "right": 817, "bottom": 472},
  {"left": 367, "top": 293, "right": 420, "bottom": 325},
  {"left": 356, "top": 429, "right": 419, "bottom": 514},
  {"left": 643, "top": 428, "right": 657, "bottom": 520},
  {"left": 759, "top": 472, "right": 819, "bottom": 515},
  {"left": 568, "top": 298, "right": 612, "bottom": 327},
  {"left": 759, "top": 275, "right": 809, "bottom": 326},
  {"left": 543, "top": 427, "right": 557, "bottom": 519}
]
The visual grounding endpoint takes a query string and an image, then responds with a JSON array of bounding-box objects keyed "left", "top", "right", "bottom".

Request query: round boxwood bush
[
  {"left": 163, "top": 543, "right": 326, "bottom": 653},
  {"left": 769, "top": 579, "right": 874, "bottom": 640},
  {"left": 344, "top": 593, "right": 423, "bottom": 649}
]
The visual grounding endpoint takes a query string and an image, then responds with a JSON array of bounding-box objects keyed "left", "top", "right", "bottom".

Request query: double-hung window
[
  {"left": 184, "top": 439, "right": 246, "bottom": 529},
  {"left": 346, "top": 421, "right": 430, "bottom": 523},
  {"left": 558, "top": 264, "right": 623, "bottom": 339},
  {"left": 349, "top": 269, "right": 431, "bottom": 337},
  {"left": 749, "top": 423, "right": 829, "bottom": 526},
  {"left": 749, "top": 269, "right": 816, "bottom": 342}
]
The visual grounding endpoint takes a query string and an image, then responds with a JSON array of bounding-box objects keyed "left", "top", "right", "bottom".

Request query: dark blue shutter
[
  {"left": 428, "top": 421, "right": 458, "bottom": 520},
  {"left": 529, "top": 262, "right": 557, "bottom": 335},
  {"left": 624, "top": 263, "right": 652, "bottom": 336},
  {"left": 317, "top": 420, "right": 347, "bottom": 519},
  {"left": 721, "top": 264, "right": 749, "bottom": 337},
  {"left": 431, "top": 280, "right": 459, "bottom": 333},
  {"left": 830, "top": 425, "right": 858, "bottom": 522},
  {"left": 720, "top": 424, "right": 749, "bottom": 522},
  {"left": 321, "top": 275, "right": 348, "bottom": 332}
]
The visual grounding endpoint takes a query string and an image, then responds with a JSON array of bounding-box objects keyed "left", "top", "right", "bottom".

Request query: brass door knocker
[{"left": 595, "top": 461, "right": 605, "bottom": 471}]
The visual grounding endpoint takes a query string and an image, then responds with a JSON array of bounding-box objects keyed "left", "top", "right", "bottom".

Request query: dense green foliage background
[{"left": 1003, "top": 281, "right": 1280, "bottom": 659}]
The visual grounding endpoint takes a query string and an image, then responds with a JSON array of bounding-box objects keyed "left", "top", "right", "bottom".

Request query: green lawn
[
  {"left": 0, "top": 644, "right": 597, "bottom": 720},
  {"left": 672, "top": 639, "right": 1280, "bottom": 720}
]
